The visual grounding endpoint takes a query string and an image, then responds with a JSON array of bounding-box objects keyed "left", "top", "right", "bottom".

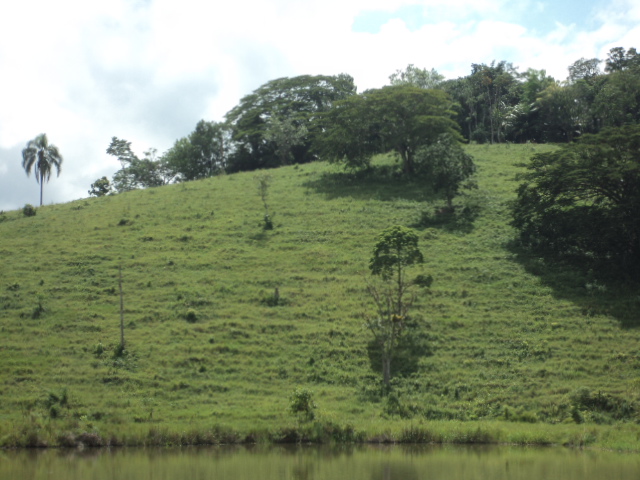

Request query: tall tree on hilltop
[
  {"left": 21, "top": 133, "right": 63, "bottom": 206},
  {"left": 225, "top": 74, "right": 357, "bottom": 172},
  {"left": 163, "top": 120, "right": 230, "bottom": 181},
  {"left": 317, "top": 85, "right": 460, "bottom": 174},
  {"left": 107, "top": 137, "right": 173, "bottom": 192}
]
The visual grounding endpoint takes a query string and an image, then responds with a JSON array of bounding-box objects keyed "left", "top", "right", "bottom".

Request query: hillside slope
[{"left": 1, "top": 144, "right": 639, "bottom": 446}]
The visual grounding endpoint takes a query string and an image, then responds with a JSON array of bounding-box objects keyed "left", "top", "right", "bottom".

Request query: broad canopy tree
[
  {"left": 225, "top": 74, "right": 357, "bottom": 172},
  {"left": 512, "top": 124, "right": 640, "bottom": 273},
  {"left": 21, "top": 133, "right": 63, "bottom": 206},
  {"left": 163, "top": 120, "right": 230, "bottom": 181},
  {"left": 317, "top": 85, "right": 461, "bottom": 174}
]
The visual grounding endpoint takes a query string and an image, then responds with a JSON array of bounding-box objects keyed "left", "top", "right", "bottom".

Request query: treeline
[
  {"left": 92, "top": 46, "right": 640, "bottom": 194},
  {"left": 443, "top": 46, "right": 640, "bottom": 144}
]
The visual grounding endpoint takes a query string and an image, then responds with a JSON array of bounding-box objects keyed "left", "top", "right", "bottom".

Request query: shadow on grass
[
  {"left": 248, "top": 231, "right": 271, "bottom": 243},
  {"left": 366, "top": 328, "right": 434, "bottom": 381},
  {"left": 304, "top": 166, "right": 481, "bottom": 235},
  {"left": 302, "top": 166, "right": 429, "bottom": 202},
  {"left": 506, "top": 241, "right": 640, "bottom": 328},
  {"left": 409, "top": 205, "right": 480, "bottom": 235}
]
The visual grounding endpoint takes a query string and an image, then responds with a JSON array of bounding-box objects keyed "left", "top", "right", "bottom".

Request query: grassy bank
[
  {"left": 1, "top": 144, "right": 639, "bottom": 450},
  {"left": 3, "top": 416, "right": 640, "bottom": 451}
]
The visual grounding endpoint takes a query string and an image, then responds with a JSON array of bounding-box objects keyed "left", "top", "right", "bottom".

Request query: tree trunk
[
  {"left": 382, "top": 355, "right": 391, "bottom": 387},
  {"left": 400, "top": 150, "right": 411, "bottom": 175},
  {"left": 39, "top": 171, "right": 44, "bottom": 206},
  {"left": 119, "top": 266, "right": 125, "bottom": 350}
]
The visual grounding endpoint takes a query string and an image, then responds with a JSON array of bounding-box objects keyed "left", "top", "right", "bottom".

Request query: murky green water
[{"left": 1, "top": 444, "right": 639, "bottom": 480}]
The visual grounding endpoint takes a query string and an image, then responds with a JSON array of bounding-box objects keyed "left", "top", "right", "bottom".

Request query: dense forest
[
  {"left": 95, "top": 46, "right": 640, "bottom": 192},
  {"left": 83, "top": 46, "right": 640, "bottom": 276}
]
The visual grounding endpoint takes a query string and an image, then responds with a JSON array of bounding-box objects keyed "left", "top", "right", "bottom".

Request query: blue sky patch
[{"left": 352, "top": 1, "right": 606, "bottom": 37}]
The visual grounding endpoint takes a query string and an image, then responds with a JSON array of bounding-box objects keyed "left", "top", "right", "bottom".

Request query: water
[{"left": 1, "top": 444, "right": 639, "bottom": 480}]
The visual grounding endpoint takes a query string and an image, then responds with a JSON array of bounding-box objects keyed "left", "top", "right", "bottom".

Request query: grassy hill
[{"left": 1, "top": 144, "right": 640, "bottom": 449}]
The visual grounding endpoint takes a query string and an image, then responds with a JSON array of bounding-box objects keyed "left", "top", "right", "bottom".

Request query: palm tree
[{"left": 22, "top": 134, "right": 63, "bottom": 206}]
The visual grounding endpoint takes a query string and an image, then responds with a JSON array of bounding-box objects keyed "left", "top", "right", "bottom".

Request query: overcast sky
[{"left": 1, "top": 0, "right": 638, "bottom": 211}]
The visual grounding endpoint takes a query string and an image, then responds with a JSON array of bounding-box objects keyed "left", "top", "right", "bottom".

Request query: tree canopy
[
  {"left": 317, "top": 85, "right": 461, "bottom": 174},
  {"left": 512, "top": 124, "right": 640, "bottom": 273},
  {"left": 225, "top": 74, "right": 356, "bottom": 172},
  {"left": 415, "top": 134, "right": 476, "bottom": 208},
  {"left": 107, "top": 137, "right": 173, "bottom": 192},
  {"left": 366, "top": 225, "right": 426, "bottom": 386},
  {"left": 163, "top": 120, "right": 229, "bottom": 181}
]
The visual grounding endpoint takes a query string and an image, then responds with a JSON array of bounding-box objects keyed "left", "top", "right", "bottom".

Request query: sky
[{"left": 1, "top": 0, "right": 638, "bottom": 211}]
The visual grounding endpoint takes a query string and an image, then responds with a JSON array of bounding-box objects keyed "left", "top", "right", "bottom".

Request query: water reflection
[{"left": 1, "top": 444, "right": 639, "bottom": 480}]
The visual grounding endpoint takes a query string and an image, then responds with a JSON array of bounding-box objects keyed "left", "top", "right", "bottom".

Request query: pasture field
[{"left": 1, "top": 144, "right": 639, "bottom": 449}]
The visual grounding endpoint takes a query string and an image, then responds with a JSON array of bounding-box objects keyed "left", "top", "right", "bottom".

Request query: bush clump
[
  {"left": 22, "top": 204, "right": 37, "bottom": 217},
  {"left": 289, "top": 388, "right": 317, "bottom": 421},
  {"left": 185, "top": 308, "right": 198, "bottom": 323}
]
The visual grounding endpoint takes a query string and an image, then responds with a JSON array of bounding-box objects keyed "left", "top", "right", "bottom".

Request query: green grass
[{"left": 1, "top": 144, "right": 640, "bottom": 449}]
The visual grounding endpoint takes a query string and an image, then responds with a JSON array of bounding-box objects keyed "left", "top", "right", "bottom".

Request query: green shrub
[
  {"left": 185, "top": 308, "right": 198, "bottom": 323},
  {"left": 263, "top": 214, "right": 274, "bottom": 230},
  {"left": 93, "top": 342, "right": 105, "bottom": 357},
  {"left": 22, "top": 204, "right": 36, "bottom": 217},
  {"left": 289, "top": 388, "right": 316, "bottom": 421}
]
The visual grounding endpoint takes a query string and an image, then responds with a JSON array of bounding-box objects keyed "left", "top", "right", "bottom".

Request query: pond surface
[{"left": 2, "top": 444, "right": 639, "bottom": 480}]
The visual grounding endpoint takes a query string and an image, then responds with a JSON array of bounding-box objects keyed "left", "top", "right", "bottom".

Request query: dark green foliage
[
  {"left": 88, "top": 176, "right": 112, "bottom": 197},
  {"left": 289, "top": 388, "right": 317, "bottom": 421},
  {"left": 112, "top": 343, "right": 126, "bottom": 358},
  {"left": 317, "top": 85, "right": 461, "bottom": 174},
  {"left": 415, "top": 134, "right": 477, "bottom": 208},
  {"left": 225, "top": 74, "right": 356, "bottom": 172},
  {"left": 569, "top": 387, "right": 636, "bottom": 423},
  {"left": 22, "top": 204, "right": 37, "bottom": 217},
  {"left": 262, "top": 214, "right": 274, "bottom": 231},
  {"left": 369, "top": 226, "right": 424, "bottom": 281},
  {"left": 366, "top": 226, "right": 426, "bottom": 386},
  {"left": 605, "top": 47, "right": 640, "bottom": 72},
  {"left": 512, "top": 125, "right": 640, "bottom": 273},
  {"left": 44, "top": 388, "right": 69, "bottom": 419},
  {"left": 107, "top": 138, "right": 173, "bottom": 192},
  {"left": 412, "top": 274, "right": 433, "bottom": 288},
  {"left": 185, "top": 308, "right": 198, "bottom": 323},
  {"left": 163, "top": 120, "right": 229, "bottom": 181}
]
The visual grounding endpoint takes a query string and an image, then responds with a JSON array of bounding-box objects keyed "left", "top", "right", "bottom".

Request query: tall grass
[{"left": 1, "top": 144, "right": 640, "bottom": 450}]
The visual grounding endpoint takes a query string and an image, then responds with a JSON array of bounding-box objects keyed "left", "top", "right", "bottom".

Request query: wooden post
[{"left": 119, "top": 265, "right": 125, "bottom": 350}]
